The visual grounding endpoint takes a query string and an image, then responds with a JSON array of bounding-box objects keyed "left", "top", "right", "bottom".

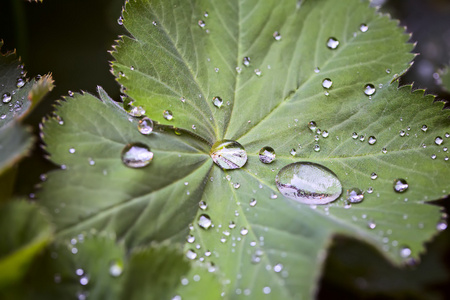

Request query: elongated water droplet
[
  {"left": 273, "top": 31, "right": 281, "bottom": 41},
  {"left": 347, "top": 188, "right": 364, "bottom": 203},
  {"left": 326, "top": 37, "right": 339, "bottom": 49},
  {"left": 368, "top": 136, "right": 377, "bottom": 145},
  {"left": 259, "top": 146, "right": 276, "bottom": 164},
  {"left": 364, "top": 84, "right": 376, "bottom": 96},
  {"left": 210, "top": 140, "right": 247, "bottom": 170},
  {"left": 163, "top": 110, "right": 173, "bottom": 120},
  {"left": 359, "top": 24, "right": 368, "bottom": 32},
  {"left": 393, "top": 178, "right": 408, "bottom": 193},
  {"left": 435, "top": 136, "right": 444, "bottom": 145},
  {"left": 137, "top": 117, "right": 154, "bottom": 135},
  {"left": 275, "top": 162, "right": 342, "bottom": 205},
  {"left": 121, "top": 143, "right": 153, "bottom": 168},
  {"left": 322, "top": 78, "right": 332, "bottom": 89},
  {"left": 198, "top": 214, "right": 212, "bottom": 229},
  {"left": 212, "top": 96, "right": 223, "bottom": 108}
]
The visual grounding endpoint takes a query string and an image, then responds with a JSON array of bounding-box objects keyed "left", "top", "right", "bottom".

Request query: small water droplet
[
  {"left": 254, "top": 69, "right": 262, "bottom": 76},
  {"left": 437, "top": 220, "right": 447, "bottom": 231},
  {"left": 431, "top": 154, "right": 437, "bottom": 159},
  {"left": 313, "top": 144, "right": 320, "bottom": 152},
  {"left": 359, "top": 135, "right": 365, "bottom": 142},
  {"left": 259, "top": 146, "right": 276, "bottom": 164},
  {"left": 16, "top": 78, "right": 25, "bottom": 88},
  {"left": 198, "top": 20, "right": 206, "bottom": 28},
  {"left": 117, "top": 16, "right": 124, "bottom": 25},
  {"left": 210, "top": 140, "right": 247, "bottom": 170},
  {"left": 137, "top": 117, "right": 154, "bottom": 135},
  {"left": 308, "top": 121, "right": 317, "bottom": 131},
  {"left": 273, "top": 31, "right": 281, "bottom": 41},
  {"left": 250, "top": 198, "right": 257, "bottom": 207},
  {"left": 393, "top": 179, "right": 408, "bottom": 193},
  {"left": 368, "top": 220, "right": 376, "bottom": 229},
  {"left": 347, "top": 188, "right": 364, "bottom": 203},
  {"left": 186, "top": 249, "right": 197, "bottom": 260},
  {"left": 240, "top": 228, "right": 249, "bottom": 235},
  {"left": 352, "top": 132, "right": 358, "bottom": 139},
  {"left": 399, "top": 130, "right": 406, "bottom": 137},
  {"left": 445, "top": 133, "right": 450, "bottom": 138},
  {"left": 421, "top": 125, "right": 428, "bottom": 132},
  {"left": 290, "top": 148, "right": 296, "bottom": 156},
  {"left": 314, "top": 67, "right": 320, "bottom": 73},
  {"left": 275, "top": 162, "right": 342, "bottom": 205},
  {"left": 263, "top": 287, "right": 271, "bottom": 294},
  {"left": 212, "top": 96, "right": 223, "bottom": 108},
  {"left": 322, "top": 130, "right": 329, "bottom": 138},
  {"left": 233, "top": 182, "right": 240, "bottom": 189},
  {"left": 368, "top": 136, "right": 377, "bottom": 145},
  {"left": 187, "top": 235, "right": 195, "bottom": 243},
  {"left": 199, "top": 201, "right": 207, "bottom": 210},
  {"left": 109, "top": 261, "right": 123, "bottom": 277},
  {"left": 382, "top": 148, "right": 387, "bottom": 154},
  {"left": 273, "top": 263, "right": 283, "bottom": 272},
  {"left": 198, "top": 214, "right": 212, "bottom": 229},
  {"left": 322, "top": 78, "right": 332, "bottom": 89},
  {"left": 2, "top": 93, "right": 12, "bottom": 103},
  {"left": 359, "top": 23, "right": 368, "bottom": 32},
  {"left": 80, "top": 275, "right": 89, "bottom": 285},
  {"left": 386, "top": 69, "right": 391, "bottom": 74},
  {"left": 364, "top": 84, "right": 376, "bottom": 96},
  {"left": 243, "top": 56, "right": 251, "bottom": 67},
  {"left": 163, "top": 110, "right": 173, "bottom": 120},
  {"left": 370, "top": 172, "right": 378, "bottom": 180},
  {"left": 326, "top": 37, "right": 339, "bottom": 49},
  {"left": 236, "top": 67, "right": 242, "bottom": 74},
  {"left": 121, "top": 143, "right": 153, "bottom": 168},
  {"left": 435, "top": 136, "right": 444, "bottom": 145},
  {"left": 400, "top": 247, "right": 411, "bottom": 258}
]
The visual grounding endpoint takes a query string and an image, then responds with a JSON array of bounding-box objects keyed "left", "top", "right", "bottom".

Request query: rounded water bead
[
  {"left": 393, "top": 179, "right": 408, "bottom": 193},
  {"left": 109, "top": 261, "right": 123, "bottom": 277},
  {"left": 243, "top": 57, "right": 251, "bottom": 67},
  {"left": 198, "top": 214, "right": 212, "bottom": 229},
  {"left": 326, "top": 37, "right": 339, "bottom": 49},
  {"left": 364, "top": 84, "right": 376, "bottom": 96},
  {"left": 163, "top": 110, "right": 173, "bottom": 120},
  {"left": 308, "top": 121, "right": 317, "bottom": 131},
  {"left": 352, "top": 132, "right": 358, "bottom": 139},
  {"left": 275, "top": 162, "right": 342, "bottom": 205},
  {"left": 210, "top": 140, "right": 247, "bottom": 170},
  {"left": 368, "top": 136, "right": 377, "bottom": 145},
  {"left": 435, "top": 136, "right": 444, "bottom": 145},
  {"left": 322, "top": 78, "right": 332, "bottom": 89},
  {"left": 121, "top": 143, "right": 153, "bottom": 168},
  {"left": 198, "top": 20, "right": 206, "bottom": 28},
  {"left": 421, "top": 125, "right": 428, "bottom": 132},
  {"left": 273, "top": 31, "right": 281, "bottom": 40},
  {"left": 259, "top": 146, "right": 276, "bottom": 164},
  {"left": 137, "top": 117, "right": 154, "bottom": 135},
  {"left": 212, "top": 96, "right": 223, "bottom": 108},
  {"left": 359, "top": 23, "right": 368, "bottom": 32},
  {"left": 2, "top": 93, "right": 12, "bottom": 103},
  {"left": 347, "top": 188, "right": 364, "bottom": 203}
]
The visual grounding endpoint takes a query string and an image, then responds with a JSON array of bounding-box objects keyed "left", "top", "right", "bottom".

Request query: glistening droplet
[
  {"left": 212, "top": 96, "right": 223, "bottom": 108},
  {"left": 364, "top": 84, "right": 376, "bottom": 96},
  {"left": 322, "top": 78, "right": 332, "bottom": 89},
  {"left": 326, "top": 37, "right": 339, "bottom": 49},
  {"left": 393, "top": 179, "right": 408, "bottom": 193},
  {"left": 359, "top": 23, "right": 369, "bottom": 32},
  {"left": 347, "top": 188, "right": 364, "bottom": 203},
  {"left": 2, "top": 93, "right": 12, "bottom": 103},
  {"left": 259, "top": 147, "right": 276, "bottom": 164},
  {"left": 210, "top": 140, "right": 247, "bottom": 170},
  {"left": 275, "top": 162, "right": 342, "bottom": 205},
  {"left": 121, "top": 143, "right": 153, "bottom": 168},
  {"left": 163, "top": 110, "right": 173, "bottom": 120},
  {"left": 435, "top": 136, "right": 443, "bottom": 145},
  {"left": 198, "top": 214, "right": 212, "bottom": 229},
  {"left": 137, "top": 117, "right": 154, "bottom": 135}
]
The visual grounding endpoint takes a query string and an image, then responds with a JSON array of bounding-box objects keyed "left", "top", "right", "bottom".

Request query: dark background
[{"left": 1, "top": 0, "right": 450, "bottom": 298}]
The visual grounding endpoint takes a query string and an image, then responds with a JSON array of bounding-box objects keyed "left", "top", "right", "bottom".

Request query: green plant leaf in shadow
[{"left": 0, "top": 200, "right": 53, "bottom": 293}]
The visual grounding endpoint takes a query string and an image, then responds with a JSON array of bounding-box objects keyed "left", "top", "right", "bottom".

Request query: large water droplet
[
  {"left": 198, "top": 214, "right": 212, "bottom": 229},
  {"left": 212, "top": 96, "right": 223, "bottom": 108},
  {"left": 364, "top": 84, "right": 376, "bottom": 96},
  {"left": 137, "top": 117, "right": 154, "bottom": 135},
  {"left": 259, "top": 147, "right": 276, "bottom": 164},
  {"left": 393, "top": 179, "right": 408, "bottom": 193},
  {"left": 326, "top": 37, "right": 339, "bottom": 49},
  {"left": 322, "top": 78, "right": 332, "bottom": 89},
  {"left": 121, "top": 143, "right": 153, "bottom": 168},
  {"left": 210, "top": 140, "right": 247, "bottom": 170},
  {"left": 275, "top": 162, "right": 342, "bottom": 205},
  {"left": 368, "top": 136, "right": 377, "bottom": 145},
  {"left": 347, "top": 188, "right": 364, "bottom": 203},
  {"left": 163, "top": 110, "right": 173, "bottom": 120}
]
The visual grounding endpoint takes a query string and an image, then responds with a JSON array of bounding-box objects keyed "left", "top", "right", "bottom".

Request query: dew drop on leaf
[
  {"left": 275, "top": 162, "right": 342, "bottom": 205},
  {"left": 322, "top": 78, "right": 332, "bottom": 89},
  {"left": 198, "top": 214, "right": 212, "bottom": 229},
  {"left": 347, "top": 188, "right": 364, "bottom": 203},
  {"left": 109, "top": 260, "right": 123, "bottom": 277},
  {"left": 16, "top": 78, "right": 25, "bottom": 88},
  {"left": 290, "top": 148, "right": 297, "bottom": 156},
  {"left": 370, "top": 172, "right": 378, "bottom": 180},
  {"left": 308, "top": 121, "right": 317, "bottom": 131},
  {"left": 273, "top": 31, "right": 281, "bottom": 40},
  {"left": 435, "top": 136, "right": 444, "bottom": 145},
  {"left": 359, "top": 23, "right": 369, "bottom": 32},
  {"left": 364, "top": 84, "right": 376, "bottom": 96},
  {"left": 198, "top": 20, "right": 206, "bottom": 28},
  {"left": 259, "top": 146, "right": 276, "bottom": 164},
  {"left": 393, "top": 178, "right": 409, "bottom": 193},
  {"left": 400, "top": 247, "right": 411, "bottom": 258},
  {"left": 121, "top": 143, "right": 153, "bottom": 168},
  {"left": 322, "top": 130, "right": 329, "bottom": 138},
  {"left": 368, "top": 136, "right": 377, "bottom": 145},
  {"left": 250, "top": 198, "right": 257, "bottom": 207},
  {"left": 117, "top": 16, "right": 124, "bottom": 25},
  {"left": 254, "top": 69, "right": 262, "bottom": 76},
  {"left": 421, "top": 125, "right": 428, "bottom": 132},
  {"left": 437, "top": 220, "right": 447, "bottom": 231},
  {"left": 212, "top": 96, "right": 223, "bottom": 108},
  {"left": 186, "top": 249, "right": 197, "bottom": 260},
  {"left": 2, "top": 92, "right": 11, "bottom": 103},
  {"left": 137, "top": 117, "right": 154, "bottom": 135},
  {"left": 326, "top": 37, "right": 339, "bottom": 49},
  {"left": 240, "top": 227, "right": 249, "bottom": 236},
  {"left": 313, "top": 144, "right": 320, "bottom": 152},
  {"left": 243, "top": 56, "right": 250, "bottom": 67},
  {"left": 210, "top": 140, "right": 247, "bottom": 170},
  {"left": 163, "top": 110, "right": 173, "bottom": 120},
  {"left": 199, "top": 201, "right": 207, "bottom": 210},
  {"left": 273, "top": 263, "right": 283, "bottom": 272},
  {"left": 352, "top": 132, "right": 358, "bottom": 139}
]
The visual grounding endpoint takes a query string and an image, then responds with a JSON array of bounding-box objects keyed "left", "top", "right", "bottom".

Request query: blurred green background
[{"left": 1, "top": 0, "right": 450, "bottom": 298}]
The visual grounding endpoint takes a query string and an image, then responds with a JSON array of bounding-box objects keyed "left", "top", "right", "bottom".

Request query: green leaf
[
  {"left": 0, "top": 200, "right": 53, "bottom": 291},
  {"left": 39, "top": 0, "right": 450, "bottom": 299}
]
